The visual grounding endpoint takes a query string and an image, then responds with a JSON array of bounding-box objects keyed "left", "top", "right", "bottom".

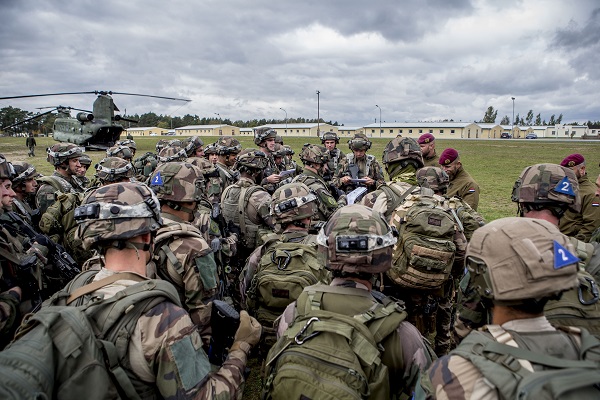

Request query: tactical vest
[
  {"left": 345, "top": 153, "right": 375, "bottom": 177},
  {"left": 37, "top": 175, "right": 76, "bottom": 194},
  {"left": 221, "top": 182, "right": 263, "bottom": 250}
]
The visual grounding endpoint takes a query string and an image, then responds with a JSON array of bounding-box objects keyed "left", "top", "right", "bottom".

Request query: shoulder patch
[
  {"left": 553, "top": 240, "right": 580, "bottom": 269},
  {"left": 553, "top": 176, "right": 575, "bottom": 196}
]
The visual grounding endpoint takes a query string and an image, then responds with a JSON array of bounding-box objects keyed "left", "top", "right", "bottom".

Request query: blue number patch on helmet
[
  {"left": 553, "top": 176, "right": 575, "bottom": 196},
  {"left": 553, "top": 240, "right": 580, "bottom": 269},
  {"left": 151, "top": 171, "right": 163, "bottom": 186}
]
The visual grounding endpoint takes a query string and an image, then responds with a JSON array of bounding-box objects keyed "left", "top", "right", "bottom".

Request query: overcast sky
[{"left": 1, "top": 0, "right": 598, "bottom": 127}]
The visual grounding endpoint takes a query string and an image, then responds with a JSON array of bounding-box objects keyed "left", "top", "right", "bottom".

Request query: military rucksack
[
  {"left": 451, "top": 324, "right": 600, "bottom": 400},
  {"left": 221, "top": 183, "right": 265, "bottom": 249},
  {"left": 0, "top": 271, "right": 181, "bottom": 399},
  {"left": 388, "top": 194, "right": 457, "bottom": 290},
  {"left": 133, "top": 152, "right": 158, "bottom": 179},
  {"left": 263, "top": 284, "right": 407, "bottom": 400}
]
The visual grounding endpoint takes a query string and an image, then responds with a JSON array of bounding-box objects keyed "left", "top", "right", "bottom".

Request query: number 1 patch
[
  {"left": 553, "top": 240, "right": 580, "bottom": 269},
  {"left": 553, "top": 176, "right": 575, "bottom": 196}
]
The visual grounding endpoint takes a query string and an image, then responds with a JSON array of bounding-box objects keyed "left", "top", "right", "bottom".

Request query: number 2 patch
[
  {"left": 553, "top": 240, "right": 580, "bottom": 269},
  {"left": 553, "top": 176, "right": 575, "bottom": 196}
]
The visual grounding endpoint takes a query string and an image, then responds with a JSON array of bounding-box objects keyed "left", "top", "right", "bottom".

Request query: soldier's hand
[
  {"left": 266, "top": 173, "right": 281, "bottom": 184},
  {"left": 340, "top": 176, "right": 351, "bottom": 184},
  {"left": 364, "top": 177, "right": 375, "bottom": 186},
  {"left": 234, "top": 310, "right": 262, "bottom": 347}
]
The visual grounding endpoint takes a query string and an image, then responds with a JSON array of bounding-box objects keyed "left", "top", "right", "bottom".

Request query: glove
[
  {"left": 210, "top": 238, "right": 222, "bottom": 253},
  {"left": 231, "top": 310, "right": 262, "bottom": 353}
]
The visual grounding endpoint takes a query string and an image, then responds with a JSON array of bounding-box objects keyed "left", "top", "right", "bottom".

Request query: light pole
[
  {"left": 511, "top": 97, "right": 515, "bottom": 139},
  {"left": 280, "top": 107, "right": 287, "bottom": 135},
  {"left": 375, "top": 105, "right": 382, "bottom": 137},
  {"left": 316, "top": 90, "right": 320, "bottom": 137},
  {"left": 214, "top": 113, "right": 221, "bottom": 135}
]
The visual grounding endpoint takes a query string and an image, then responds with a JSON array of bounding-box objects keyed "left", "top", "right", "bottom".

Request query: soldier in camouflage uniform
[
  {"left": 156, "top": 146, "right": 188, "bottom": 166},
  {"left": 106, "top": 145, "right": 133, "bottom": 163},
  {"left": 558, "top": 153, "right": 600, "bottom": 242},
  {"left": 204, "top": 142, "right": 219, "bottom": 164},
  {"left": 418, "top": 133, "right": 440, "bottom": 167},
  {"left": 11, "top": 162, "right": 40, "bottom": 226},
  {"left": 438, "top": 148, "right": 480, "bottom": 211},
  {"left": 132, "top": 141, "right": 160, "bottom": 182},
  {"left": 292, "top": 144, "right": 342, "bottom": 223},
  {"left": 215, "top": 136, "right": 241, "bottom": 190},
  {"left": 75, "top": 153, "right": 92, "bottom": 188},
  {"left": 184, "top": 135, "right": 205, "bottom": 158},
  {"left": 36, "top": 143, "right": 85, "bottom": 216},
  {"left": 334, "top": 133, "right": 384, "bottom": 195},
  {"left": 419, "top": 217, "right": 585, "bottom": 400},
  {"left": 116, "top": 138, "right": 137, "bottom": 158},
  {"left": 321, "top": 131, "right": 344, "bottom": 182},
  {"left": 274, "top": 204, "right": 434, "bottom": 398},
  {"left": 254, "top": 127, "right": 282, "bottom": 194},
  {"left": 149, "top": 162, "right": 220, "bottom": 341}
]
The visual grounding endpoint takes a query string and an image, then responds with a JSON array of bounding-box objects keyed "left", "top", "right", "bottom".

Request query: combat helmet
[
  {"left": 95, "top": 157, "right": 135, "bottom": 183},
  {"left": 283, "top": 145, "right": 294, "bottom": 156},
  {"left": 316, "top": 204, "right": 397, "bottom": 274},
  {"left": 204, "top": 143, "right": 218, "bottom": 156},
  {"left": 117, "top": 139, "right": 137, "bottom": 152},
  {"left": 416, "top": 166, "right": 449, "bottom": 193},
  {"left": 321, "top": 131, "right": 339, "bottom": 144},
  {"left": 184, "top": 136, "right": 204, "bottom": 157},
  {"left": 74, "top": 181, "right": 162, "bottom": 251},
  {"left": 155, "top": 139, "right": 169, "bottom": 153},
  {"left": 78, "top": 153, "right": 92, "bottom": 167},
  {"left": 215, "top": 136, "right": 242, "bottom": 155},
  {"left": 300, "top": 144, "right": 329, "bottom": 165},
  {"left": 271, "top": 143, "right": 287, "bottom": 159},
  {"left": 0, "top": 154, "right": 16, "bottom": 180},
  {"left": 106, "top": 145, "right": 133, "bottom": 161},
  {"left": 271, "top": 182, "right": 317, "bottom": 230},
  {"left": 186, "top": 157, "right": 217, "bottom": 181},
  {"left": 47, "top": 143, "right": 83, "bottom": 166},
  {"left": 12, "top": 161, "right": 39, "bottom": 185},
  {"left": 382, "top": 136, "right": 424, "bottom": 168},
  {"left": 150, "top": 161, "right": 204, "bottom": 205},
  {"left": 465, "top": 217, "right": 578, "bottom": 306},
  {"left": 511, "top": 163, "right": 581, "bottom": 216},
  {"left": 253, "top": 127, "right": 277, "bottom": 146},
  {"left": 348, "top": 133, "right": 372, "bottom": 151},
  {"left": 234, "top": 149, "right": 269, "bottom": 171},
  {"left": 157, "top": 146, "right": 188, "bottom": 163},
  {"left": 275, "top": 135, "right": 284, "bottom": 145}
]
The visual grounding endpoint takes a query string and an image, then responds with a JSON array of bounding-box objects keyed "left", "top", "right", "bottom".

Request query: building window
[
  {"left": 389, "top": 129, "right": 393, "bottom": 134},
  {"left": 451, "top": 130, "right": 455, "bottom": 134},
  {"left": 565, "top": 131, "right": 569, "bottom": 135},
  {"left": 409, "top": 129, "right": 413, "bottom": 133},
  {"left": 371, "top": 129, "right": 375, "bottom": 134},
  {"left": 429, "top": 129, "right": 433, "bottom": 133},
  {"left": 552, "top": 130, "right": 556, "bottom": 135},
  {"left": 419, "top": 129, "right": 423, "bottom": 133},
  {"left": 399, "top": 129, "right": 403, "bottom": 133},
  {"left": 440, "top": 130, "right": 444, "bottom": 134}
]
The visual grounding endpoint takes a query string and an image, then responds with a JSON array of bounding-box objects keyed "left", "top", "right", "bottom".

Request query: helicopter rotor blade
[
  {"left": 108, "top": 91, "right": 192, "bottom": 102},
  {"left": 0, "top": 108, "right": 58, "bottom": 130},
  {"left": 0, "top": 92, "right": 96, "bottom": 101}
]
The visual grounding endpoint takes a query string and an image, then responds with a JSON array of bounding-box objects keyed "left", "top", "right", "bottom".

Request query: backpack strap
[
  {"left": 66, "top": 272, "right": 148, "bottom": 305},
  {"left": 486, "top": 325, "right": 534, "bottom": 372},
  {"left": 381, "top": 183, "right": 416, "bottom": 215}
]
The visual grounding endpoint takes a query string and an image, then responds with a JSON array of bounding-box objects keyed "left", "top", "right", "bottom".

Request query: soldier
[
  {"left": 254, "top": 127, "right": 281, "bottom": 194},
  {"left": 439, "top": 148, "right": 480, "bottom": 211},
  {"left": 25, "top": 133, "right": 36, "bottom": 157},
  {"left": 418, "top": 133, "right": 439, "bottom": 167},
  {"left": 204, "top": 142, "right": 219, "bottom": 164},
  {"left": 419, "top": 217, "right": 593, "bottom": 400},
  {"left": 157, "top": 146, "right": 187, "bottom": 166},
  {"left": 558, "top": 153, "right": 600, "bottom": 242},
  {"left": 106, "top": 145, "right": 133, "bottom": 163},
  {"left": 149, "top": 162, "right": 220, "bottom": 341},
  {"left": 116, "top": 138, "right": 137, "bottom": 158},
  {"left": 0, "top": 180, "right": 262, "bottom": 398},
  {"left": 292, "top": 144, "right": 341, "bottom": 223},
  {"left": 270, "top": 204, "right": 433, "bottom": 398},
  {"left": 215, "top": 136, "right": 241, "bottom": 189},
  {"left": 334, "top": 133, "right": 384, "bottom": 195},
  {"left": 11, "top": 162, "right": 40, "bottom": 225},
  {"left": 36, "top": 143, "right": 85, "bottom": 216},
  {"left": 76, "top": 153, "right": 92, "bottom": 188},
  {"left": 184, "top": 135, "right": 205, "bottom": 158},
  {"left": 321, "top": 131, "right": 345, "bottom": 181}
]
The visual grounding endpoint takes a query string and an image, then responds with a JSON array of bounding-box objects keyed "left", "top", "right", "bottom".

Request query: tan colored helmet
[
  {"left": 157, "top": 146, "right": 188, "bottom": 163},
  {"left": 465, "top": 217, "right": 578, "bottom": 305},
  {"left": 234, "top": 149, "right": 269, "bottom": 170},
  {"left": 155, "top": 139, "right": 169, "bottom": 153},
  {"left": 47, "top": 143, "right": 83, "bottom": 166},
  {"left": 150, "top": 161, "right": 204, "bottom": 203},
  {"left": 0, "top": 154, "right": 16, "bottom": 180},
  {"left": 106, "top": 145, "right": 133, "bottom": 161},
  {"left": 271, "top": 182, "right": 317, "bottom": 226},
  {"left": 348, "top": 133, "right": 372, "bottom": 151},
  {"left": 184, "top": 136, "right": 204, "bottom": 157},
  {"left": 416, "top": 166, "right": 449, "bottom": 193},
  {"left": 316, "top": 204, "right": 397, "bottom": 274},
  {"left": 74, "top": 181, "right": 162, "bottom": 250},
  {"left": 321, "top": 131, "right": 339, "bottom": 144},
  {"left": 215, "top": 136, "right": 242, "bottom": 155},
  {"left": 95, "top": 157, "right": 135, "bottom": 183},
  {"left": 253, "top": 127, "right": 277, "bottom": 146},
  {"left": 382, "top": 136, "right": 424, "bottom": 168},
  {"left": 300, "top": 144, "right": 329, "bottom": 165},
  {"left": 511, "top": 163, "right": 581, "bottom": 213},
  {"left": 12, "top": 161, "right": 40, "bottom": 184},
  {"left": 117, "top": 139, "right": 137, "bottom": 151}
]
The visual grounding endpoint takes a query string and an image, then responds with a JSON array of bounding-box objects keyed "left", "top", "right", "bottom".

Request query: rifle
[
  {"left": 208, "top": 300, "right": 240, "bottom": 365},
  {"left": 5, "top": 211, "right": 80, "bottom": 283},
  {"left": 0, "top": 246, "right": 42, "bottom": 311}
]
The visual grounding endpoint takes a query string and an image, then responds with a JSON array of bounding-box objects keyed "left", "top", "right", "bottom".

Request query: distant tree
[
  {"left": 480, "top": 106, "right": 498, "bottom": 123},
  {"left": 548, "top": 114, "right": 556, "bottom": 125},
  {"left": 500, "top": 115, "right": 510, "bottom": 125},
  {"left": 514, "top": 113, "right": 520, "bottom": 126},
  {"left": 557, "top": 114, "right": 563, "bottom": 124},
  {"left": 535, "top": 113, "right": 542, "bottom": 125},
  {"left": 525, "top": 110, "right": 534, "bottom": 126}
]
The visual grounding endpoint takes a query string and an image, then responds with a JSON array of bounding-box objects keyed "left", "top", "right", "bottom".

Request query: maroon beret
[
  {"left": 560, "top": 153, "right": 585, "bottom": 168},
  {"left": 418, "top": 133, "right": 435, "bottom": 144},
  {"left": 439, "top": 148, "right": 459, "bottom": 165}
]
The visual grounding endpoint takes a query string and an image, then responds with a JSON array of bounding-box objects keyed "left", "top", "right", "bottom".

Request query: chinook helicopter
[{"left": 0, "top": 91, "right": 191, "bottom": 150}]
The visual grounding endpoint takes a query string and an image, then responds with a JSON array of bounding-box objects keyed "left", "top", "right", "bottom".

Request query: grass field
[{"left": 3, "top": 135, "right": 599, "bottom": 222}]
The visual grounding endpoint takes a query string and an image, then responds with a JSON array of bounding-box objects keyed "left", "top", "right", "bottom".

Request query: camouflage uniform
[
  {"left": 334, "top": 134, "right": 384, "bottom": 194},
  {"left": 559, "top": 173, "right": 600, "bottom": 242},
  {"left": 254, "top": 128, "right": 281, "bottom": 194},
  {"left": 11, "top": 162, "right": 40, "bottom": 226},
  {"left": 133, "top": 152, "right": 159, "bottom": 181},
  {"left": 320, "top": 132, "right": 344, "bottom": 181}
]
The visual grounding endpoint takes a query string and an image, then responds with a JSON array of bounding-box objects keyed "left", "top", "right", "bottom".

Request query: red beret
[
  {"left": 439, "top": 148, "right": 459, "bottom": 165},
  {"left": 560, "top": 153, "right": 585, "bottom": 168},
  {"left": 418, "top": 133, "right": 435, "bottom": 144}
]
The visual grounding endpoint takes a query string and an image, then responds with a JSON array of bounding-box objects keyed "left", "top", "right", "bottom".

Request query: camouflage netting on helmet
[
  {"left": 150, "top": 161, "right": 204, "bottom": 203},
  {"left": 12, "top": 161, "right": 39, "bottom": 184},
  {"left": 465, "top": 217, "right": 578, "bottom": 305},
  {"left": 184, "top": 136, "right": 204, "bottom": 157},
  {"left": 74, "top": 181, "right": 162, "bottom": 250},
  {"left": 416, "top": 166, "right": 449, "bottom": 192},
  {"left": 216, "top": 136, "right": 242, "bottom": 155},
  {"left": 157, "top": 147, "right": 188, "bottom": 163},
  {"left": 382, "top": 136, "right": 423, "bottom": 168},
  {"left": 348, "top": 133, "right": 372, "bottom": 151},
  {"left": 316, "top": 204, "right": 397, "bottom": 274},
  {"left": 321, "top": 131, "right": 339, "bottom": 143},
  {"left": 0, "top": 154, "right": 16, "bottom": 180},
  {"left": 95, "top": 157, "right": 134, "bottom": 183},
  {"left": 270, "top": 183, "right": 317, "bottom": 226},
  {"left": 512, "top": 163, "right": 581, "bottom": 213},
  {"left": 300, "top": 144, "right": 329, "bottom": 165},
  {"left": 235, "top": 149, "right": 269, "bottom": 170},
  {"left": 47, "top": 144, "right": 83, "bottom": 166},
  {"left": 253, "top": 127, "right": 277, "bottom": 146},
  {"left": 106, "top": 145, "right": 133, "bottom": 160}
]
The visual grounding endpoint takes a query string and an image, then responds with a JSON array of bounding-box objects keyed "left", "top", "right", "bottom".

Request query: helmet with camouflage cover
[
  {"left": 95, "top": 157, "right": 135, "bottom": 183},
  {"left": 157, "top": 146, "right": 188, "bottom": 163},
  {"left": 78, "top": 153, "right": 92, "bottom": 167},
  {"left": 416, "top": 166, "right": 449, "bottom": 193},
  {"left": 271, "top": 143, "right": 287, "bottom": 158},
  {"left": 106, "top": 145, "right": 133, "bottom": 161},
  {"left": 204, "top": 143, "right": 218, "bottom": 155},
  {"left": 12, "top": 161, "right": 40, "bottom": 185},
  {"left": 117, "top": 139, "right": 137, "bottom": 151},
  {"left": 74, "top": 181, "right": 162, "bottom": 251},
  {"left": 0, "top": 154, "right": 16, "bottom": 180},
  {"left": 348, "top": 133, "right": 372, "bottom": 151},
  {"left": 184, "top": 136, "right": 204, "bottom": 157},
  {"left": 382, "top": 136, "right": 424, "bottom": 168},
  {"left": 300, "top": 144, "right": 329, "bottom": 165},
  {"left": 321, "top": 131, "right": 339, "bottom": 144},
  {"left": 316, "top": 204, "right": 397, "bottom": 274},
  {"left": 234, "top": 149, "right": 269, "bottom": 171},
  {"left": 47, "top": 143, "right": 83, "bottom": 166},
  {"left": 511, "top": 163, "right": 581, "bottom": 215},
  {"left": 155, "top": 139, "right": 169, "bottom": 153},
  {"left": 168, "top": 139, "right": 183, "bottom": 148},
  {"left": 465, "top": 217, "right": 578, "bottom": 306},
  {"left": 275, "top": 135, "right": 283, "bottom": 145},
  {"left": 185, "top": 157, "right": 216, "bottom": 182},
  {"left": 253, "top": 127, "right": 277, "bottom": 146},
  {"left": 216, "top": 136, "right": 242, "bottom": 155},
  {"left": 149, "top": 161, "right": 204, "bottom": 204},
  {"left": 270, "top": 182, "right": 317, "bottom": 228},
  {"left": 283, "top": 145, "right": 294, "bottom": 156}
]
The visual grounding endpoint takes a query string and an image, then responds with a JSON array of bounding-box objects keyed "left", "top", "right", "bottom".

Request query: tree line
[{"left": 479, "top": 105, "right": 600, "bottom": 128}]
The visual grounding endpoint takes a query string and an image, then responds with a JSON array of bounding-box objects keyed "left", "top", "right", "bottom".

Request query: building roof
[
  {"left": 363, "top": 122, "right": 474, "bottom": 129},
  {"left": 125, "top": 126, "right": 159, "bottom": 131},
  {"left": 176, "top": 124, "right": 231, "bottom": 130}
]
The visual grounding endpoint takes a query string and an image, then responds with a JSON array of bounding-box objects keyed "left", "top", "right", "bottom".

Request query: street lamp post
[
  {"left": 280, "top": 107, "right": 287, "bottom": 135},
  {"left": 511, "top": 97, "right": 515, "bottom": 139},
  {"left": 316, "top": 90, "right": 320, "bottom": 137},
  {"left": 375, "top": 105, "right": 382, "bottom": 137}
]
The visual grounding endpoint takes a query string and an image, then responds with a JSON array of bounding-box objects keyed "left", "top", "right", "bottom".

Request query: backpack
[
  {"left": 221, "top": 183, "right": 264, "bottom": 249},
  {"left": 388, "top": 194, "right": 457, "bottom": 290},
  {"left": 263, "top": 284, "right": 407, "bottom": 400},
  {"left": 0, "top": 271, "right": 181, "bottom": 400},
  {"left": 451, "top": 324, "right": 600, "bottom": 400},
  {"left": 133, "top": 152, "right": 158, "bottom": 178}
]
